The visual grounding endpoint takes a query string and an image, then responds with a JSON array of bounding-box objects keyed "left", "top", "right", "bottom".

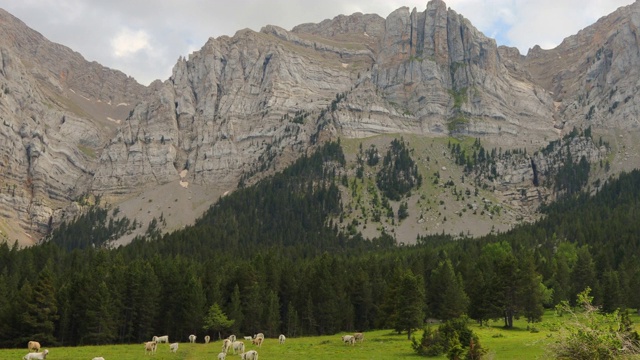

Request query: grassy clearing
[
  {"left": 3, "top": 311, "right": 639, "bottom": 359},
  {"left": 0, "top": 328, "right": 546, "bottom": 359},
  {"left": 0, "top": 331, "right": 424, "bottom": 360}
]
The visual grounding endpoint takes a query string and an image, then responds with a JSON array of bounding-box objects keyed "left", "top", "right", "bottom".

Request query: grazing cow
[
  {"left": 232, "top": 340, "right": 245, "bottom": 354},
  {"left": 353, "top": 332, "right": 364, "bottom": 343},
  {"left": 27, "top": 341, "right": 41, "bottom": 352},
  {"left": 144, "top": 341, "right": 157, "bottom": 355},
  {"left": 278, "top": 334, "right": 286, "bottom": 344},
  {"left": 23, "top": 349, "right": 49, "bottom": 360},
  {"left": 252, "top": 337, "right": 263, "bottom": 347},
  {"left": 169, "top": 342, "right": 179, "bottom": 353},
  {"left": 92, "top": 358, "right": 105, "bottom": 360},
  {"left": 222, "top": 338, "right": 232, "bottom": 353},
  {"left": 204, "top": 335, "right": 210, "bottom": 344},
  {"left": 217, "top": 352, "right": 227, "bottom": 360},
  {"left": 153, "top": 335, "right": 169, "bottom": 343},
  {"left": 228, "top": 334, "right": 237, "bottom": 342},
  {"left": 341, "top": 335, "right": 355, "bottom": 345},
  {"left": 244, "top": 336, "right": 253, "bottom": 340},
  {"left": 189, "top": 334, "right": 197, "bottom": 343},
  {"left": 240, "top": 350, "right": 259, "bottom": 360}
]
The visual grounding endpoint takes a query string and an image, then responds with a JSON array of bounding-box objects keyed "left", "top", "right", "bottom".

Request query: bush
[
  {"left": 547, "top": 288, "right": 640, "bottom": 360},
  {"left": 412, "top": 317, "right": 487, "bottom": 359}
]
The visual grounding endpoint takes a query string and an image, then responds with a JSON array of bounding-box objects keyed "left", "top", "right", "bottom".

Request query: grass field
[{"left": 3, "top": 312, "right": 638, "bottom": 359}]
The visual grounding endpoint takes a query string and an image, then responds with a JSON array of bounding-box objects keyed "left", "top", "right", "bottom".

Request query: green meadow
[{"left": 3, "top": 312, "right": 638, "bottom": 360}]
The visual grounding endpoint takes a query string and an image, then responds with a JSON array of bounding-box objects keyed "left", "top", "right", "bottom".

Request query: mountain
[{"left": 0, "top": 1, "right": 639, "bottom": 246}]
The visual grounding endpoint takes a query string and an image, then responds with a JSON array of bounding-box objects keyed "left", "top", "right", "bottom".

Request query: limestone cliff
[
  {"left": 1, "top": 1, "right": 639, "bottom": 245},
  {"left": 0, "top": 9, "right": 148, "bottom": 244}
]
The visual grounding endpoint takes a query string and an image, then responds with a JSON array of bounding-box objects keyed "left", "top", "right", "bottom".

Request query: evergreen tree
[
  {"left": 285, "top": 301, "right": 300, "bottom": 337},
  {"left": 517, "top": 254, "right": 547, "bottom": 323},
  {"left": 20, "top": 266, "right": 59, "bottom": 345},
  {"left": 120, "top": 261, "right": 160, "bottom": 343},
  {"left": 429, "top": 259, "right": 469, "bottom": 320},
  {"left": 393, "top": 270, "right": 425, "bottom": 339},
  {"left": 303, "top": 295, "right": 317, "bottom": 335},
  {"left": 265, "top": 290, "right": 281, "bottom": 337},
  {"left": 350, "top": 268, "right": 374, "bottom": 331},
  {"left": 551, "top": 255, "right": 572, "bottom": 305},
  {"left": 601, "top": 270, "right": 623, "bottom": 313},
  {"left": 203, "top": 303, "right": 234, "bottom": 340},
  {"left": 570, "top": 246, "right": 597, "bottom": 305},
  {"left": 0, "top": 273, "right": 10, "bottom": 343},
  {"left": 228, "top": 284, "right": 244, "bottom": 336},
  {"left": 243, "top": 280, "right": 264, "bottom": 335},
  {"left": 81, "top": 281, "right": 117, "bottom": 344}
]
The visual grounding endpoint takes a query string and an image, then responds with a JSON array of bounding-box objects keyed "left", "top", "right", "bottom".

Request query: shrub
[
  {"left": 412, "top": 317, "right": 487, "bottom": 359},
  {"left": 547, "top": 287, "right": 640, "bottom": 360}
]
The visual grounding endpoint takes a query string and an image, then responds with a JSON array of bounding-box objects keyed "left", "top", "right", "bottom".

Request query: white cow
[
  {"left": 27, "top": 341, "right": 41, "bottom": 352},
  {"left": 189, "top": 334, "right": 197, "bottom": 343},
  {"left": 240, "top": 350, "right": 259, "bottom": 360},
  {"left": 278, "top": 334, "right": 286, "bottom": 344},
  {"left": 232, "top": 340, "right": 245, "bottom": 354},
  {"left": 204, "top": 335, "right": 211, "bottom": 344},
  {"left": 23, "top": 350, "right": 49, "bottom": 360},
  {"left": 153, "top": 335, "right": 169, "bottom": 343},
  {"left": 217, "top": 352, "right": 227, "bottom": 360},
  {"left": 353, "top": 332, "right": 364, "bottom": 343},
  {"left": 169, "top": 342, "right": 179, "bottom": 353},
  {"left": 222, "top": 339, "right": 232, "bottom": 353},
  {"left": 341, "top": 335, "right": 355, "bottom": 345}
]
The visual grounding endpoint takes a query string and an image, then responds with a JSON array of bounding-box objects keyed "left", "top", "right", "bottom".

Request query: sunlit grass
[{"left": 3, "top": 311, "right": 638, "bottom": 359}]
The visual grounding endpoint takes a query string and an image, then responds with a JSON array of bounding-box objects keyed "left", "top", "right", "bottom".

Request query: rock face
[
  {"left": 1, "top": 1, "right": 640, "bottom": 244},
  {"left": 514, "top": 2, "right": 640, "bottom": 131},
  {"left": 0, "top": 9, "right": 148, "bottom": 244}
]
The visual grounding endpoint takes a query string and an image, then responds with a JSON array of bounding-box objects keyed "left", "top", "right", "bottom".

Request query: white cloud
[{"left": 111, "top": 28, "right": 151, "bottom": 58}]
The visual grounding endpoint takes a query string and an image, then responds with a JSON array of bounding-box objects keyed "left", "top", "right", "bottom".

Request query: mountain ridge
[{"left": 0, "top": 1, "right": 639, "bottom": 246}]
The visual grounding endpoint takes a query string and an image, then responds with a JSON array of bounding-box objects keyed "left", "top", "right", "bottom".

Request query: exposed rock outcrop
[{"left": 1, "top": 0, "right": 640, "bottom": 245}]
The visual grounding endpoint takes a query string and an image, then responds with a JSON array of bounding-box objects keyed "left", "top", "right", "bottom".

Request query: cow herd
[{"left": 22, "top": 331, "right": 365, "bottom": 358}]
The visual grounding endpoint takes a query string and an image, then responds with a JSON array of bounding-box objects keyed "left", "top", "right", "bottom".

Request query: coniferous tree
[
  {"left": 120, "top": 261, "right": 160, "bottom": 343},
  {"left": 228, "top": 285, "right": 244, "bottom": 336},
  {"left": 518, "top": 254, "right": 548, "bottom": 323},
  {"left": 265, "top": 290, "right": 281, "bottom": 337},
  {"left": 285, "top": 301, "right": 300, "bottom": 338},
  {"left": 20, "top": 266, "right": 59, "bottom": 345},
  {"left": 203, "top": 303, "right": 234, "bottom": 340},
  {"left": 392, "top": 270, "right": 425, "bottom": 339},
  {"left": 551, "top": 255, "right": 572, "bottom": 305},
  {"left": 350, "top": 268, "right": 374, "bottom": 331},
  {"left": 0, "top": 273, "right": 10, "bottom": 343},
  {"left": 81, "top": 281, "right": 117, "bottom": 345},
  {"left": 303, "top": 295, "right": 317, "bottom": 335},
  {"left": 570, "top": 246, "right": 597, "bottom": 305},
  {"left": 429, "top": 259, "right": 469, "bottom": 320},
  {"left": 601, "top": 270, "right": 623, "bottom": 313},
  {"left": 243, "top": 280, "right": 264, "bottom": 335}
]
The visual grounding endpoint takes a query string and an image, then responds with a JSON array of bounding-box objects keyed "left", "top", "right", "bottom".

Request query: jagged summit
[{"left": 0, "top": 1, "right": 639, "bottom": 246}]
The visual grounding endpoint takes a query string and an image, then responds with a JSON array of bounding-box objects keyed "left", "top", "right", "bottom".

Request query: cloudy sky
[{"left": 0, "top": 0, "right": 633, "bottom": 85}]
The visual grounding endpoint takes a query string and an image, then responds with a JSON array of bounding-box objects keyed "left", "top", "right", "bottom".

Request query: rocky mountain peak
[{"left": 1, "top": 1, "right": 640, "bottom": 246}]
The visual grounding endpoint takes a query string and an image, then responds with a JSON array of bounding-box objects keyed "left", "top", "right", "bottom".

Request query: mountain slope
[{"left": 1, "top": 1, "right": 640, "bottom": 245}]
